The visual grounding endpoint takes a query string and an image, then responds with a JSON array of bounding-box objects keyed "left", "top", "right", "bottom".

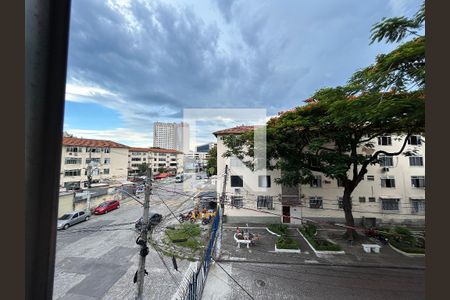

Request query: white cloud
[{"left": 67, "top": 128, "right": 152, "bottom": 147}]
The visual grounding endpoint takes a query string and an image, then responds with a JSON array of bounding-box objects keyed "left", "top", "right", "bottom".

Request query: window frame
[
  {"left": 381, "top": 176, "right": 396, "bottom": 188},
  {"left": 258, "top": 175, "right": 271, "bottom": 188},
  {"left": 309, "top": 196, "right": 323, "bottom": 209},
  {"left": 230, "top": 175, "right": 244, "bottom": 187},
  {"left": 411, "top": 176, "right": 425, "bottom": 188},
  {"left": 377, "top": 136, "right": 392, "bottom": 146}
]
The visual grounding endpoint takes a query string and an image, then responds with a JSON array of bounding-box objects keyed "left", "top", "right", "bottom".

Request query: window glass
[{"left": 230, "top": 176, "right": 243, "bottom": 187}]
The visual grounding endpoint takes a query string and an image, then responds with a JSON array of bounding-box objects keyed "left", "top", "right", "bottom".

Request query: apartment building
[
  {"left": 214, "top": 126, "right": 425, "bottom": 227},
  {"left": 128, "top": 147, "right": 184, "bottom": 175},
  {"left": 60, "top": 137, "right": 129, "bottom": 189},
  {"left": 197, "top": 142, "right": 216, "bottom": 153},
  {"left": 153, "top": 121, "right": 190, "bottom": 152}
]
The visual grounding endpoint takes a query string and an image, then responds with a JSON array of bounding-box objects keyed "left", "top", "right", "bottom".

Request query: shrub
[
  {"left": 267, "top": 224, "right": 289, "bottom": 235},
  {"left": 276, "top": 235, "right": 300, "bottom": 249},
  {"left": 299, "top": 225, "right": 341, "bottom": 251},
  {"left": 390, "top": 239, "right": 425, "bottom": 254},
  {"left": 166, "top": 223, "right": 201, "bottom": 250}
]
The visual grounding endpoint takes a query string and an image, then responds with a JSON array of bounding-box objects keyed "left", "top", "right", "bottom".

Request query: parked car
[
  {"left": 94, "top": 200, "right": 120, "bottom": 215},
  {"left": 135, "top": 212, "right": 163, "bottom": 231},
  {"left": 57, "top": 210, "right": 90, "bottom": 230}
]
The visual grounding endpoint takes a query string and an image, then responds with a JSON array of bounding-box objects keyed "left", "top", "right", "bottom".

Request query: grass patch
[
  {"left": 276, "top": 235, "right": 299, "bottom": 249},
  {"left": 300, "top": 224, "right": 342, "bottom": 251},
  {"left": 166, "top": 223, "right": 202, "bottom": 250},
  {"left": 377, "top": 226, "right": 425, "bottom": 254},
  {"left": 267, "top": 224, "right": 289, "bottom": 236}
]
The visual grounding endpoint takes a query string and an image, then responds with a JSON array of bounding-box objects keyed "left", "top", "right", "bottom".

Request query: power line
[{"left": 213, "top": 260, "right": 255, "bottom": 300}]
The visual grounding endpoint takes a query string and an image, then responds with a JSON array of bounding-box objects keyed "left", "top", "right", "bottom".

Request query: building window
[
  {"left": 64, "top": 169, "right": 81, "bottom": 176},
  {"left": 143, "top": 158, "right": 146, "bottom": 161},
  {"left": 258, "top": 176, "right": 271, "bottom": 188},
  {"left": 131, "top": 158, "right": 142, "bottom": 161},
  {"left": 66, "top": 147, "right": 82, "bottom": 153},
  {"left": 409, "top": 156, "right": 424, "bottom": 166},
  {"left": 367, "top": 175, "right": 375, "bottom": 181},
  {"left": 86, "top": 147, "right": 101, "bottom": 153},
  {"left": 411, "top": 199, "right": 425, "bottom": 214},
  {"left": 309, "top": 197, "right": 323, "bottom": 209},
  {"left": 381, "top": 198, "right": 400, "bottom": 211},
  {"left": 231, "top": 196, "right": 243, "bottom": 208},
  {"left": 103, "top": 158, "right": 111, "bottom": 164},
  {"left": 337, "top": 178, "right": 345, "bottom": 187},
  {"left": 65, "top": 158, "right": 82, "bottom": 164},
  {"left": 257, "top": 195, "right": 273, "bottom": 209},
  {"left": 103, "top": 169, "right": 110, "bottom": 175},
  {"left": 310, "top": 175, "right": 322, "bottom": 188},
  {"left": 408, "top": 135, "right": 422, "bottom": 145},
  {"left": 86, "top": 158, "right": 101, "bottom": 164},
  {"left": 104, "top": 147, "right": 111, "bottom": 153},
  {"left": 381, "top": 176, "right": 396, "bottom": 188},
  {"left": 378, "top": 136, "right": 392, "bottom": 146},
  {"left": 359, "top": 197, "right": 366, "bottom": 203},
  {"left": 230, "top": 175, "right": 243, "bottom": 187},
  {"left": 368, "top": 197, "right": 376, "bottom": 202},
  {"left": 379, "top": 155, "right": 394, "bottom": 167},
  {"left": 411, "top": 176, "right": 425, "bottom": 188}
]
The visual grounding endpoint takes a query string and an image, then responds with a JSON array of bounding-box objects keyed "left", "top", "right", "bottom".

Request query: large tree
[
  {"left": 206, "top": 145, "right": 217, "bottom": 176},
  {"left": 223, "top": 3, "right": 425, "bottom": 239}
]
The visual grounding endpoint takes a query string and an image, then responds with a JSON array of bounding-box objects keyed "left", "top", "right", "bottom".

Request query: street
[
  {"left": 53, "top": 173, "right": 210, "bottom": 300},
  {"left": 203, "top": 262, "right": 425, "bottom": 300}
]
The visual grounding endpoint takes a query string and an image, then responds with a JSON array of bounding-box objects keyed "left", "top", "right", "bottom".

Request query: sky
[{"left": 63, "top": 0, "right": 423, "bottom": 148}]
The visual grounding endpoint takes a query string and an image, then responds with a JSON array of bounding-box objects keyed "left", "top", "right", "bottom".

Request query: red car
[{"left": 94, "top": 200, "right": 120, "bottom": 215}]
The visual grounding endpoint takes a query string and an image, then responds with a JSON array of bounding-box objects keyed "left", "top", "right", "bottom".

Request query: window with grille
[
  {"left": 359, "top": 197, "right": 366, "bottom": 203},
  {"left": 65, "top": 158, "right": 82, "bottom": 164},
  {"left": 378, "top": 136, "right": 392, "bottom": 146},
  {"left": 310, "top": 175, "right": 322, "bottom": 188},
  {"left": 257, "top": 195, "right": 274, "bottom": 209},
  {"left": 381, "top": 176, "right": 396, "bottom": 188},
  {"left": 66, "top": 147, "right": 82, "bottom": 153},
  {"left": 64, "top": 169, "right": 81, "bottom": 176},
  {"left": 409, "top": 156, "right": 424, "bottom": 166},
  {"left": 408, "top": 135, "right": 422, "bottom": 145},
  {"left": 379, "top": 155, "right": 394, "bottom": 167},
  {"left": 367, "top": 175, "right": 375, "bottom": 181},
  {"left": 309, "top": 197, "right": 323, "bottom": 209},
  {"left": 368, "top": 197, "right": 376, "bottom": 202},
  {"left": 411, "top": 199, "right": 425, "bottom": 214},
  {"left": 86, "top": 158, "right": 101, "bottom": 164},
  {"left": 103, "top": 169, "right": 110, "bottom": 175},
  {"left": 231, "top": 196, "right": 243, "bottom": 208},
  {"left": 258, "top": 175, "right": 271, "bottom": 188},
  {"left": 381, "top": 198, "right": 400, "bottom": 211},
  {"left": 103, "top": 158, "right": 111, "bottom": 164},
  {"left": 231, "top": 175, "right": 243, "bottom": 187},
  {"left": 411, "top": 176, "right": 425, "bottom": 188}
]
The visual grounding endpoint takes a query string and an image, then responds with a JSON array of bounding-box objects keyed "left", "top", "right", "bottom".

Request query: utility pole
[
  {"left": 135, "top": 167, "right": 152, "bottom": 300},
  {"left": 86, "top": 150, "right": 93, "bottom": 213},
  {"left": 220, "top": 165, "right": 228, "bottom": 213}
]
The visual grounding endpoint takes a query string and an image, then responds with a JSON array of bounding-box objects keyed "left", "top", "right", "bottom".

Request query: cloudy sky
[{"left": 63, "top": 0, "right": 422, "bottom": 148}]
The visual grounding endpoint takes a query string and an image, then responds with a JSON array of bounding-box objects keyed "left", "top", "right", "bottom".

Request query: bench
[
  {"left": 362, "top": 244, "right": 381, "bottom": 253},
  {"left": 234, "top": 233, "right": 252, "bottom": 248}
]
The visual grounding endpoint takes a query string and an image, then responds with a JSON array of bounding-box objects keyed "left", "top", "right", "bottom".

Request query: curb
[
  {"left": 297, "top": 229, "right": 345, "bottom": 256},
  {"left": 275, "top": 244, "right": 301, "bottom": 253},
  {"left": 389, "top": 243, "right": 425, "bottom": 257},
  {"left": 266, "top": 227, "right": 281, "bottom": 237},
  {"left": 216, "top": 259, "right": 425, "bottom": 270}
]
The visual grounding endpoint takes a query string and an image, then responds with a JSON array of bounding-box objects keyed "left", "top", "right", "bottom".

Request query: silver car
[{"left": 57, "top": 210, "right": 90, "bottom": 230}]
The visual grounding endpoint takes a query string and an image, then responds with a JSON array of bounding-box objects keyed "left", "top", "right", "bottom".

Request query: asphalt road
[
  {"left": 53, "top": 173, "right": 209, "bottom": 300},
  {"left": 203, "top": 261, "right": 425, "bottom": 300}
]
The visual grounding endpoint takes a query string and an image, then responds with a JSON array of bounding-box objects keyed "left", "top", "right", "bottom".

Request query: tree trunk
[{"left": 342, "top": 188, "right": 359, "bottom": 240}]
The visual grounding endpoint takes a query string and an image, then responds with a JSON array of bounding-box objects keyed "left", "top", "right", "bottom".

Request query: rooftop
[
  {"left": 62, "top": 137, "right": 129, "bottom": 148},
  {"left": 213, "top": 125, "right": 257, "bottom": 136},
  {"left": 129, "top": 146, "right": 182, "bottom": 154}
]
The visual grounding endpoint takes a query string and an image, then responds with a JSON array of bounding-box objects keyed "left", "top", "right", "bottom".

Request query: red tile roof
[
  {"left": 129, "top": 147, "right": 182, "bottom": 154},
  {"left": 213, "top": 125, "right": 257, "bottom": 136},
  {"left": 63, "top": 137, "right": 128, "bottom": 148}
]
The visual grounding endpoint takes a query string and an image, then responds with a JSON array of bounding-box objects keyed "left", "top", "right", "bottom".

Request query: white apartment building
[
  {"left": 153, "top": 121, "right": 190, "bottom": 152},
  {"left": 215, "top": 126, "right": 425, "bottom": 227},
  {"left": 128, "top": 147, "right": 184, "bottom": 175},
  {"left": 153, "top": 122, "right": 177, "bottom": 150},
  {"left": 60, "top": 137, "right": 129, "bottom": 189}
]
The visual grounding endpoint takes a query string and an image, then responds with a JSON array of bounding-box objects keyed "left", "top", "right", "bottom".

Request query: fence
[{"left": 176, "top": 207, "right": 221, "bottom": 300}]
